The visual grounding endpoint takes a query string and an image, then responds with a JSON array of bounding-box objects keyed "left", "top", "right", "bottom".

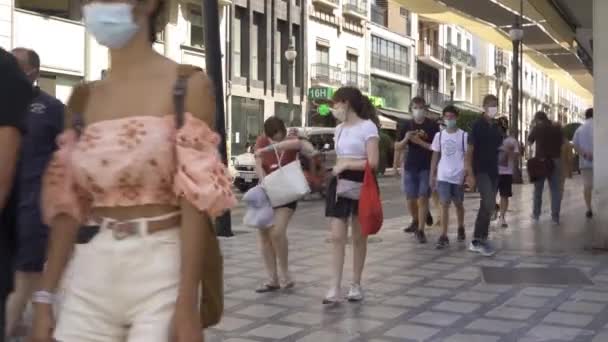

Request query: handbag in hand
[{"left": 261, "top": 145, "right": 310, "bottom": 207}]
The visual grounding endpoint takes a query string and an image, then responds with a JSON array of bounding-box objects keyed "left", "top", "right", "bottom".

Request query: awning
[
  {"left": 378, "top": 108, "right": 412, "bottom": 123},
  {"left": 452, "top": 101, "right": 484, "bottom": 114},
  {"left": 394, "top": 0, "right": 593, "bottom": 102}
]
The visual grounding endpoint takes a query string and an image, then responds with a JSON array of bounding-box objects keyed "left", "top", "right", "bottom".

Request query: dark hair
[
  {"left": 497, "top": 116, "right": 509, "bottom": 134},
  {"left": 442, "top": 105, "right": 459, "bottom": 117},
  {"left": 332, "top": 86, "right": 380, "bottom": 127},
  {"left": 263, "top": 116, "right": 287, "bottom": 138},
  {"left": 585, "top": 108, "right": 593, "bottom": 119},
  {"left": 534, "top": 111, "right": 549, "bottom": 123},
  {"left": 149, "top": 0, "right": 165, "bottom": 43},
  {"left": 411, "top": 96, "right": 426, "bottom": 108},
  {"left": 482, "top": 94, "right": 498, "bottom": 107},
  {"left": 12, "top": 47, "right": 40, "bottom": 71}
]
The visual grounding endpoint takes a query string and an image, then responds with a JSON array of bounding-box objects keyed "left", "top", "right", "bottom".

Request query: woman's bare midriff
[{"left": 92, "top": 204, "right": 180, "bottom": 222}]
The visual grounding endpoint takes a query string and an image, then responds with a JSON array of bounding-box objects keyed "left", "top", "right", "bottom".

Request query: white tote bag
[{"left": 261, "top": 147, "right": 310, "bottom": 207}]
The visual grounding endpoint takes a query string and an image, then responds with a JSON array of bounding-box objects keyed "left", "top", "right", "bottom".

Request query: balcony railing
[
  {"left": 418, "top": 42, "right": 451, "bottom": 65},
  {"left": 343, "top": 0, "right": 368, "bottom": 18},
  {"left": 371, "top": 53, "right": 410, "bottom": 77},
  {"left": 446, "top": 43, "right": 477, "bottom": 67},
  {"left": 371, "top": 5, "right": 387, "bottom": 26},
  {"left": 418, "top": 88, "right": 450, "bottom": 109},
  {"left": 344, "top": 71, "right": 370, "bottom": 90},
  {"left": 312, "top": 0, "right": 339, "bottom": 8},
  {"left": 311, "top": 63, "right": 343, "bottom": 86}
]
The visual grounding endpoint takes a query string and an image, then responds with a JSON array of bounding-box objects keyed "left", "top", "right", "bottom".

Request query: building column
[
  {"left": 593, "top": 0, "right": 608, "bottom": 247},
  {"left": 460, "top": 66, "right": 466, "bottom": 100}
]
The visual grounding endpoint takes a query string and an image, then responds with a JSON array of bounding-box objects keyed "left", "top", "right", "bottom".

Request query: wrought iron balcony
[
  {"left": 446, "top": 43, "right": 477, "bottom": 67},
  {"left": 344, "top": 71, "right": 369, "bottom": 90},
  {"left": 417, "top": 42, "right": 451, "bottom": 66},
  {"left": 311, "top": 63, "right": 343, "bottom": 86},
  {"left": 342, "top": 0, "right": 368, "bottom": 20},
  {"left": 371, "top": 53, "right": 410, "bottom": 77},
  {"left": 418, "top": 88, "right": 450, "bottom": 109}
]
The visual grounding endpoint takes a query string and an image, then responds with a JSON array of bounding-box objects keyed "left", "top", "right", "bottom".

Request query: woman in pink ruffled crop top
[{"left": 29, "top": 1, "right": 236, "bottom": 342}]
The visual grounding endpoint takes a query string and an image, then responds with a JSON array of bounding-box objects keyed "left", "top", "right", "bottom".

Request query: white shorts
[
  {"left": 582, "top": 168, "right": 594, "bottom": 188},
  {"left": 54, "top": 226, "right": 181, "bottom": 342}
]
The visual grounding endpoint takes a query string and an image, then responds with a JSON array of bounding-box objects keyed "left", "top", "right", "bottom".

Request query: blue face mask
[
  {"left": 445, "top": 119, "right": 457, "bottom": 129},
  {"left": 83, "top": 2, "right": 139, "bottom": 49}
]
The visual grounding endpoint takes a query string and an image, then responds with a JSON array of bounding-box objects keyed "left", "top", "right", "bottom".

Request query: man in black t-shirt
[
  {"left": 394, "top": 97, "right": 439, "bottom": 244},
  {"left": 466, "top": 94, "right": 503, "bottom": 257},
  {"left": 0, "top": 47, "right": 32, "bottom": 340}
]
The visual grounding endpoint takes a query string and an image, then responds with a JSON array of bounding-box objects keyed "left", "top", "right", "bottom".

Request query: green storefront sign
[{"left": 308, "top": 87, "right": 385, "bottom": 111}]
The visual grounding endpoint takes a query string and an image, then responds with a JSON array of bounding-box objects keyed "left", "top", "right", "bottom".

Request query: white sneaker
[
  {"left": 346, "top": 284, "right": 364, "bottom": 302},
  {"left": 323, "top": 287, "right": 341, "bottom": 304}
]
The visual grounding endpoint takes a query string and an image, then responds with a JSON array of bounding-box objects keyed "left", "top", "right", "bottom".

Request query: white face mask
[
  {"left": 413, "top": 108, "right": 425, "bottom": 120},
  {"left": 331, "top": 104, "right": 347, "bottom": 122},
  {"left": 486, "top": 106, "right": 498, "bottom": 118},
  {"left": 83, "top": 3, "right": 139, "bottom": 49}
]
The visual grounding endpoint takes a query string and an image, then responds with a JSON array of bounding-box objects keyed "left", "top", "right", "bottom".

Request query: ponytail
[
  {"left": 332, "top": 86, "right": 380, "bottom": 127},
  {"left": 361, "top": 96, "right": 380, "bottom": 128}
]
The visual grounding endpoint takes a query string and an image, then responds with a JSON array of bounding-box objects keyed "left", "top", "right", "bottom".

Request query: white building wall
[{"left": 0, "top": 0, "right": 11, "bottom": 49}]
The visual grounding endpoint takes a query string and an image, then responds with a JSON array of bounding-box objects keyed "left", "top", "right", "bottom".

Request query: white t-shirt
[
  {"left": 335, "top": 120, "right": 379, "bottom": 159},
  {"left": 573, "top": 119, "right": 593, "bottom": 169},
  {"left": 431, "top": 129, "right": 468, "bottom": 184},
  {"left": 498, "top": 136, "right": 520, "bottom": 175}
]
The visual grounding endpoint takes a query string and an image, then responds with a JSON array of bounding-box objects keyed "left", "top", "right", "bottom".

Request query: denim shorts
[
  {"left": 436, "top": 181, "right": 465, "bottom": 204},
  {"left": 403, "top": 169, "right": 431, "bottom": 200}
]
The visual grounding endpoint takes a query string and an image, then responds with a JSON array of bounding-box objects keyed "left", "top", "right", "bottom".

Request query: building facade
[
  {"left": 228, "top": 0, "right": 306, "bottom": 156},
  {"left": 369, "top": 0, "right": 417, "bottom": 122}
]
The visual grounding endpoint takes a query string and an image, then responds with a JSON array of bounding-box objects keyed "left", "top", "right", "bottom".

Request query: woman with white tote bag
[{"left": 253, "top": 117, "right": 317, "bottom": 292}]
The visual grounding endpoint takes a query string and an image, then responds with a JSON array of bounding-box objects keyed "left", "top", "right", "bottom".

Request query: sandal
[
  {"left": 255, "top": 283, "right": 281, "bottom": 293},
  {"left": 282, "top": 281, "right": 295, "bottom": 289}
]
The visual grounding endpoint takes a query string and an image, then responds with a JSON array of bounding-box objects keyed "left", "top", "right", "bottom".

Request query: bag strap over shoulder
[{"left": 174, "top": 64, "right": 203, "bottom": 129}]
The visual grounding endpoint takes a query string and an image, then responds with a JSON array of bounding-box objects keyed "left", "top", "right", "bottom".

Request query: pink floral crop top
[{"left": 42, "top": 113, "right": 237, "bottom": 225}]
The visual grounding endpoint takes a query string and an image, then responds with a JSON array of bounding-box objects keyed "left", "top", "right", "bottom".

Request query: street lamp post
[
  {"left": 202, "top": 0, "right": 232, "bottom": 236},
  {"left": 285, "top": 37, "right": 298, "bottom": 126},
  {"left": 449, "top": 79, "right": 455, "bottom": 103},
  {"left": 510, "top": 9, "right": 524, "bottom": 184}
]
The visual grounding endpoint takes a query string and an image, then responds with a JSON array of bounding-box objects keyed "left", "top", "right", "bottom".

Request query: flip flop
[
  {"left": 282, "top": 281, "right": 295, "bottom": 289},
  {"left": 255, "top": 283, "right": 281, "bottom": 293}
]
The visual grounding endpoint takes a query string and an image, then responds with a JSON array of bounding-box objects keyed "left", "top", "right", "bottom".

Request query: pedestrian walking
[
  {"left": 324, "top": 87, "right": 379, "bottom": 304},
  {"left": 528, "top": 111, "right": 564, "bottom": 225},
  {"left": 572, "top": 108, "right": 594, "bottom": 218},
  {"left": 4, "top": 48, "right": 64, "bottom": 339},
  {"left": 0, "top": 46, "right": 32, "bottom": 341},
  {"left": 430, "top": 105, "right": 468, "bottom": 249},
  {"left": 29, "top": 1, "right": 236, "bottom": 342},
  {"left": 253, "top": 117, "right": 317, "bottom": 293},
  {"left": 394, "top": 97, "right": 439, "bottom": 244},
  {"left": 496, "top": 117, "right": 519, "bottom": 228},
  {"left": 466, "top": 95, "right": 503, "bottom": 256}
]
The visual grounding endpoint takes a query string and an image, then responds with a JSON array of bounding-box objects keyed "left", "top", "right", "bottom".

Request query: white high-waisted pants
[{"left": 54, "top": 226, "right": 181, "bottom": 342}]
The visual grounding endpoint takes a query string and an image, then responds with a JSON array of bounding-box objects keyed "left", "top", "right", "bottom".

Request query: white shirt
[
  {"left": 335, "top": 120, "right": 379, "bottom": 159},
  {"left": 498, "top": 136, "right": 520, "bottom": 175},
  {"left": 431, "top": 129, "right": 468, "bottom": 184},
  {"left": 573, "top": 119, "right": 593, "bottom": 169}
]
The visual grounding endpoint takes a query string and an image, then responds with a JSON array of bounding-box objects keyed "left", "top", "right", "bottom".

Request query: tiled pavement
[{"left": 207, "top": 177, "right": 608, "bottom": 342}]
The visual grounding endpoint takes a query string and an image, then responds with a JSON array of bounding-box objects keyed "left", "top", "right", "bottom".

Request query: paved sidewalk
[{"left": 207, "top": 177, "right": 608, "bottom": 342}]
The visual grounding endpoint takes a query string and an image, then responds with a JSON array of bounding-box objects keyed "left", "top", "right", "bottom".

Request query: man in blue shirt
[
  {"left": 466, "top": 94, "right": 503, "bottom": 256},
  {"left": 5, "top": 48, "right": 64, "bottom": 338},
  {"left": 573, "top": 108, "right": 594, "bottom": 218}
]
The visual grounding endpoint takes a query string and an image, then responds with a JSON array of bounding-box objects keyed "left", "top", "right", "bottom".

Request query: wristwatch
[{"left": 32, "top": 290, "right": 56, "bottom": 305}]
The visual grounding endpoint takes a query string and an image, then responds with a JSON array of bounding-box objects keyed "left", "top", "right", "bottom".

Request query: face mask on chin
[
  {"left": 331, "top": 105, "right": 347, "bottom": 122},
  {"left": 486, "top": 106, "right": 498, "bottom": 118},
  {"left": 412, "top": 108, "right": 425, "bottom": 120},
  {"left": 83, "top": 2, "right": 140, "bottom": 50}
]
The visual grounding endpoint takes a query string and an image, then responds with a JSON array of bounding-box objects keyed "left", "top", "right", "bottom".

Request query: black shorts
[
  {"left": 498, "top": 174, "right": 513, "bottom": 198},
  {"left": 325, "top": 171, "right": 364, "bottom": 219},
  {"left": 274, "top": 201, "right": 298, "bottom": 211}
]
